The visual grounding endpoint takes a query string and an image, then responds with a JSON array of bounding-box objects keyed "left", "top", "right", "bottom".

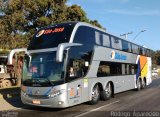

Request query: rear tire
[
  {"left": 2, "top": 80, "right": 12, "bottom": 88},
  {"left": 141, "top": 79, "right": 146, "bottom": 89},
  {"left": 137, "top": 79, "right": 142, "bottom": 91},
  {"left": 101, "top": 82, "right": 112, "bottom": 101},
  {"left": 89, "top": 84, "right": 100, "bottom": 105}
]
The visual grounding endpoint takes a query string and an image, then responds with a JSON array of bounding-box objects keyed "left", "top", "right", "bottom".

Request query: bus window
[
  {"left": 142, "top": 48, "right": 146, "bottom": 56},
  {"left": 122, "top": 40, "right": 131, "bottom": 52},
  {"left": 28, "top": 23, "right": 76, "bottom": 50},
  {"left": 95, "top": 31, "right": 101, "bottom": 45},
  {"left": 125, "top": 64, "right": 130, "bottom": 74},
  {"left": 130, "top": 65, "right": 136, "bottom": 74},
  {"left": 97, "top": 61, "right": 122, "bottom": 77},
  {"left": 122, "top": 64, "right": 125, "bottom": 75},
  {"left": 139, "top": 47, "right": 143, "bottom": 55},
  {"left": 146, "top": 49, "right": 151, "bottom": 57},
  {"left": 132, "top": 44, "right": 139, "bottom": 54},
  {"left": 111, "top": 37, "right": 122, "bottom": 50},
  {"left": 66, "top": 26, "right": 95, "bottom": 81},
  {"left": 103, "top": 34, "right": 110, "bottom": 47}
]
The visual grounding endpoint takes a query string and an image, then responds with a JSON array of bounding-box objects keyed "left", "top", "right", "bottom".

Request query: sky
[{"left": 67, "top": 0, "right": 160, "bottom": 51}]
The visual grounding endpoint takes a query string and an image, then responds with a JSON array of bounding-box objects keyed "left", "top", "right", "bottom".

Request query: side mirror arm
[
  {"left": 8, "top": 48, "right": 27, "bottom": 64},
  {"left": 56, "top": 43, "right": 82, "bottom": 62}
]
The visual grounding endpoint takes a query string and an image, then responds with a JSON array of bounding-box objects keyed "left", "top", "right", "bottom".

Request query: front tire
[{"left": 89, "top": 84, "right": 100, "bottom": 105}]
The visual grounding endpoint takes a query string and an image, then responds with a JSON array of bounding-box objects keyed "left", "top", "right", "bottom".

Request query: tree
[
  {"left": 66, "top": 4, "right": 89, "bottom": 22},
  {"left": 152, "top": 50, "right": 160, "bottom": 66},
  {"left": 90, "top": 20, "right": 103, "bottom": 28},
  {"left": 0, "top": 0, "right": 103, "bottom": 49}
]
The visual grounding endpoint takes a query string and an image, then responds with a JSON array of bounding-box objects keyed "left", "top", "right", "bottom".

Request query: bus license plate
[{"left": 32, "top": 100, "right": 41, "bottom": 104}]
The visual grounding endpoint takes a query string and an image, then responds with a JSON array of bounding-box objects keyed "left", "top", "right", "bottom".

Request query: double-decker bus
[{"left": 8, "top": 22, "right": 152, "bottom": 108}]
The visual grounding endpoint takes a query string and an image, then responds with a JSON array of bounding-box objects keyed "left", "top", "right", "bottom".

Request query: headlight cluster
[{"left": 48, "top": 89, "right": 65, "bottom": 98}]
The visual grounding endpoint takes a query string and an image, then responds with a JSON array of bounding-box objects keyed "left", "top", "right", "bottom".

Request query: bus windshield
[
  {"left": 22, "top": 52, "right": 65, "bottom": 87},
  {"left": 28, "top": 23, "right": 76, "bottom": 50}
]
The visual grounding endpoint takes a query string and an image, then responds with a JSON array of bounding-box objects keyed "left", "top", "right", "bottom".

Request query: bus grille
[{"left": 28, "top": 94, "right": 49, "bottom": 99}]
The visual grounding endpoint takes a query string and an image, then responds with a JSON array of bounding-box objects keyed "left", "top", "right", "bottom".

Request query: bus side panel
[
  {"left": 136, "top": 55, "right": 152, "bottom": 86},
  {"left": 147, "top": 57, "right": 152, "bottom": 85},
  {"left": 67, "top": 79, "right": 82, "bottom": 106},
  {"left": 87, "top": 75, "right": 135, "bottom": 98}
]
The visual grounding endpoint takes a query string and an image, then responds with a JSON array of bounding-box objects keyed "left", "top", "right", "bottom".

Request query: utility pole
[
  {"left": 132, "top": 30, "right": 146, "bottom": 41},
  {"left": 120, "top": 32, "right": 133, "bottom": 39}
]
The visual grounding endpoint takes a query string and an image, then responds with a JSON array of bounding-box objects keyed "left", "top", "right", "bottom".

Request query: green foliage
[
  {"left": 0, "top": 0, "right": 103, "bottom": 49},
  {"left": 90, "top": 20, "right": 104, "bottom": 29},
  {"left": 66, "top": 4, "right": 89, "bottom": 22},
  {"left": 152, "top": 50, "right": 160, "bottom": 66}
]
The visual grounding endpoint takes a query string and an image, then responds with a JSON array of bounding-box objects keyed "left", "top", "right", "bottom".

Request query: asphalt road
[{"left": 1, "top": 78, "right": 160, "bottom": 117}]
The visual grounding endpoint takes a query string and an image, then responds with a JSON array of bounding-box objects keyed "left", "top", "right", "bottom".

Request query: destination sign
[{"left": 36, "top": 27, "right": 65, "bottom": 37}]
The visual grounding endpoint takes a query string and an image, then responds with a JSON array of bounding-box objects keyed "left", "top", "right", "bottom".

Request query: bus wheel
[
  {"left": 2, "top": 80, "right": 12, "bottom": 88},
  {"left": 142, "top": 79, "right": 146, "bottom": 89},
  {"left": 89, "top": 84, "right": 100, "bottom": 105},
  {"left": 101, "top": 82, "right": 112, "bottom": 101},
  {"left": 137, "top": 79, "right": 142, "bottom": 91}
]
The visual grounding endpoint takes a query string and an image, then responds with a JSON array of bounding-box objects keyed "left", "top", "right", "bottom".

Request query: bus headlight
[{"left": 48, "top": 89, "right": 65, "bottom": 98}]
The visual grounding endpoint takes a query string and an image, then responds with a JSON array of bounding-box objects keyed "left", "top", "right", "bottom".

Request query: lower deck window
[{"left": 97, "top": 61, "right": 137, "bottom": 77}]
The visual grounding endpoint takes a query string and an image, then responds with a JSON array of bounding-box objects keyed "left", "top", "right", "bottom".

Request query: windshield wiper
[
  {"left": 43, "top": 77, "right": 54, "bottom": 86},
  {"left": 35, "top": 76, "right": 55, "bottom": 86}
]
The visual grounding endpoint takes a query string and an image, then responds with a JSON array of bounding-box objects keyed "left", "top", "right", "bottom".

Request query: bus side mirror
[
  {"left": 56, "top": 43, "right": 82, "bottom": 62},
  {"left": 8, "top": 48, "right": 27, "bottom": 64}
]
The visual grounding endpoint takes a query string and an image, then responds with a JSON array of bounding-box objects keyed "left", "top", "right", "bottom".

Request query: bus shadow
[{"left": 0, "top": 87, "right": 26, "bottom": 110}]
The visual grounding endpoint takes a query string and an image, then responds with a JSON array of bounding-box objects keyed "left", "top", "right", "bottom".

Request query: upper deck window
[
  {"left": 132, "top": 44, "right": 139, "bottom": 54},
  {"left": 103, "top": 34, "right": 110, "bottom": 47},
  {"left": 28, "top": 23, "right": 76, "bottom": 50},
  {"left": 95, "top": 32, "right": 110, "bottom": 47},
  {"left": 111, "top": 37, "right": 122, "bottom": 50},
  {"left": 122, "top": 40, "right": 131, "bottom": 52}
]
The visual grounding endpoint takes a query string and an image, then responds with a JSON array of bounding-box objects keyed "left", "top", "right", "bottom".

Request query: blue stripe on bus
[
  {"left": 27, "top": 87, "right": 32, "bottom": 95},
  {"left": 44, "top": 87, "right": 53, "bottom": 95},
  {"left": 136, "top": 59, "right": 141, "bottom": 80}
]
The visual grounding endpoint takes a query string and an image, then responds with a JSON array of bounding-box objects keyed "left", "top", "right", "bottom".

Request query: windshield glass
[
  {"left": 28, "top": 23, "right": 76, "bottom": 50},
  {"left": 22, "top": 52, "right": 65, "bottom": 87}
]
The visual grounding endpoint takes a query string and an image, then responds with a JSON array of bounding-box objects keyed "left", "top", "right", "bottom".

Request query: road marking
[{"left": 74, "top": 100, "right": 120, "bottom": 117}]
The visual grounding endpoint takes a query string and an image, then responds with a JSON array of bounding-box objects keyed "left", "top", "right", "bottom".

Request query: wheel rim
[
  {"left": 137, "top": 80, "right": 141, "bottom": 89},
  {"left": 92, "top": 86, "right": 99, "bottom": 99},
  {"left": 105, "top": 83, "right": 111, "bottom": 96}
]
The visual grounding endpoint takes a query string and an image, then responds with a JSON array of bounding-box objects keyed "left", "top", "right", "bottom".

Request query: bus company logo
[
  {"left": 36, "top": 30, "right": 45, "bottom": 37},
  {"left": 110, "top": 51, "right": 115, "bottom": 59},
  {"left": 111, "top": 51, "right": 127, "bottom": 61},
  {"left": 34, "top": 90, "right": 40, "bottom": 95}
]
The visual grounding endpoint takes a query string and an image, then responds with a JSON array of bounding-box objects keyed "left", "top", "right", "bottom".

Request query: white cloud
[{"left": 107, "top": 9, "right": 160, "bottom": 16}]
